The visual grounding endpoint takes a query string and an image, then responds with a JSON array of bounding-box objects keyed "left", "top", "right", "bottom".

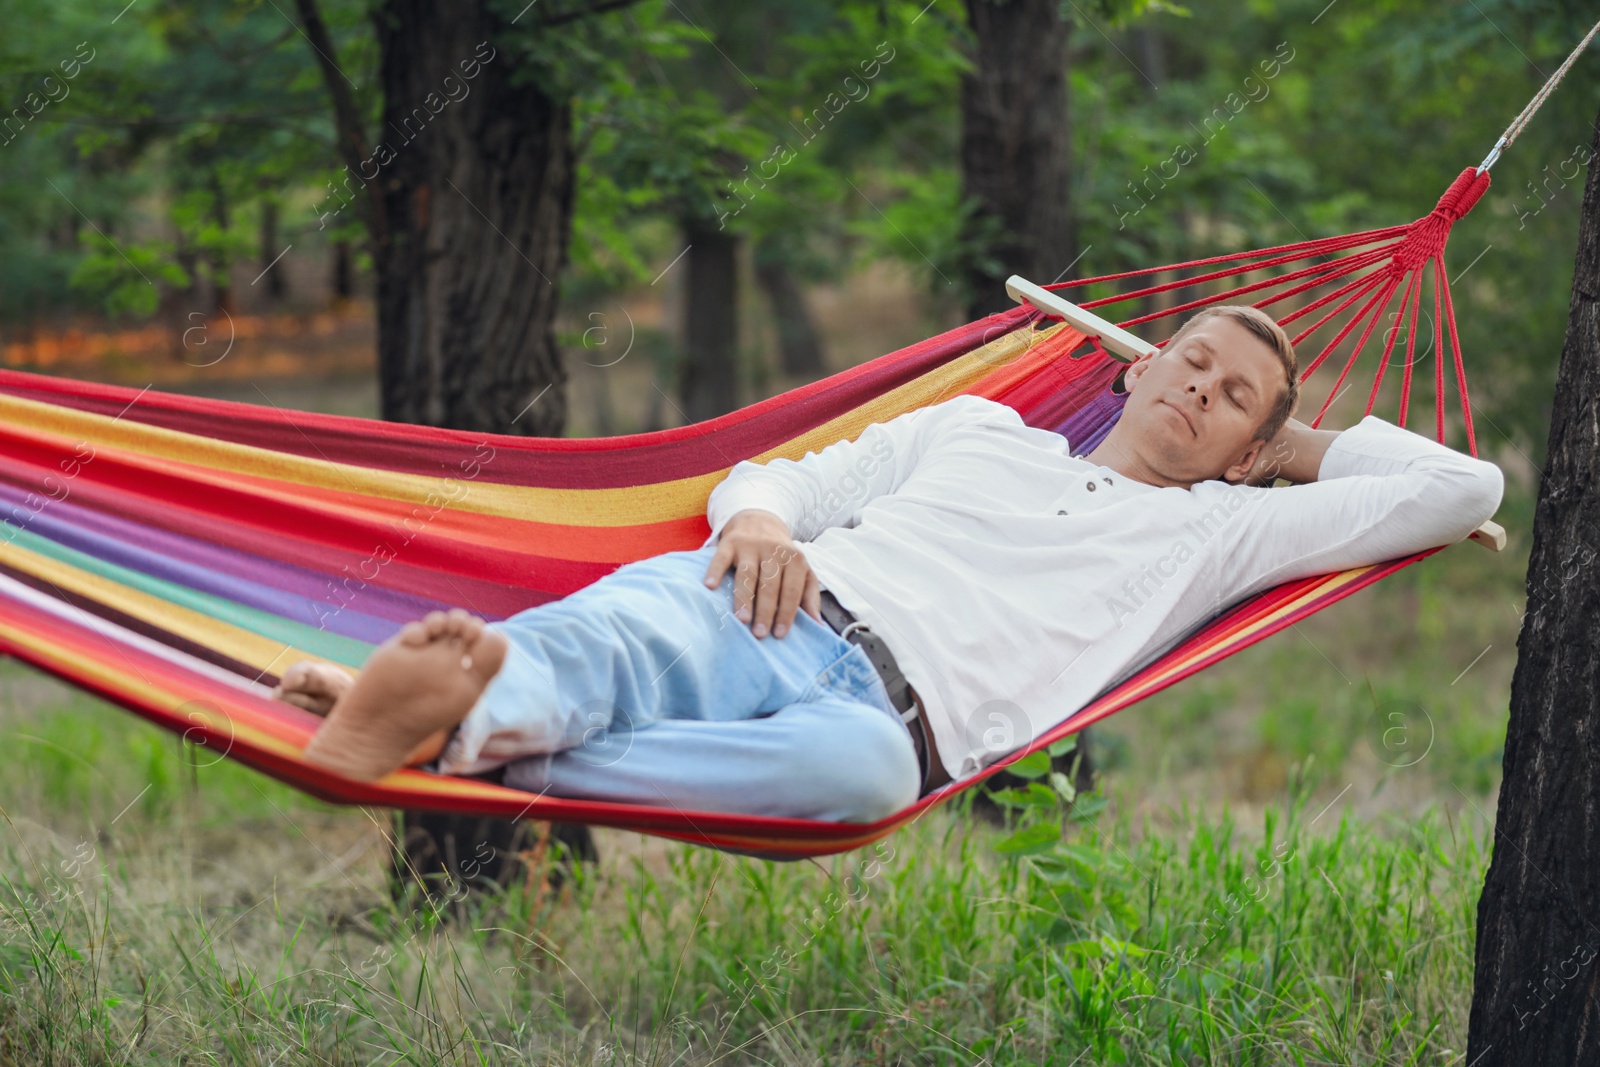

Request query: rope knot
[
  {"left": 1432, "top": 166, "right": 1492, "bottom": 222},
  {"left": 1391, "top": 167, "right": 1493, "bottom": 271}
]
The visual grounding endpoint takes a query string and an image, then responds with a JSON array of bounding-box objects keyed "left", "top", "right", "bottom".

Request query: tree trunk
[
  {"left": 755, "top": 254, "right": 824, "bottom": 378},
  {"left": 390, "top": 808, "right": 598, "bottom": 912},
  {"left": 679, "top": 215, "right": 739, "bottom": 421},
  {"left": 331, "top": 240, "right": 354, "bottom": 302},
  {"left": 958, "top": 0, "right": 1075, "bottom": 320},
  {"left": 371, "top": 0, "right": 594, "bottom": 899},
  {"left": 1131, "top": 25, "right": 1166, "bottom": 91},
  {"left": 209, "top": 172, "right": 234, "bottom": 315},
  {"left": 259, "top": 199, "right": 287, "bottom": 302},
  {"left": 1467, "top": 104, "right": 1600, "bottom": 1063},
  {"left": 295, "top": 0, "right": 597, "bottom": 903},
  {"left": 370, "top": 0, "right": 573, "bottom": 435}
]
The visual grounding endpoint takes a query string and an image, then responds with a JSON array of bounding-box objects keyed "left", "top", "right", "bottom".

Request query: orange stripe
[{"left": 967, "top": 323, "right": 1090, "bottom": 399}]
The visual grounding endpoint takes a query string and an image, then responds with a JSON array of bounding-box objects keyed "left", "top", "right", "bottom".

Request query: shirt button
[
  {"left": 1057, "top": 509, "right": 1069, "bottom": 515},
  {"left": 1103, "top": 476, "right": 1113, "bottom": 485},
  {"left": 1086, "top": 481, "right": 1097, "bottom": 492}
]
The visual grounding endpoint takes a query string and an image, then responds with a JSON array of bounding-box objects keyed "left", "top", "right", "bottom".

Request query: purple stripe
[
  {"left": 0, "top": 483, "right": 461, "bottom": 641},
  {"left": 1015, "top": 356, "right": 1128, "bottom": 455},
  {"left": 1050, "top": 391, "right": 1127, "bottom": 456}
]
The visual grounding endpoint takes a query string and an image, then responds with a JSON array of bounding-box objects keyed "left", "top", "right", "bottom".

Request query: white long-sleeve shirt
[{"left": 702, "top": 395, "right": 1504, "bottom": 783}]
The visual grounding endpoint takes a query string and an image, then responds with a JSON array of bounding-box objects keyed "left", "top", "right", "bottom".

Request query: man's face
[{"left": 1118, "top": 316, "right": 1286, "bottom": 485}]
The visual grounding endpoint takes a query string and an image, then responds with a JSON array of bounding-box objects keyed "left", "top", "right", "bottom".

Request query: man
[{"left": 278, "top": 306, "right": 1504, "bottom": 824}]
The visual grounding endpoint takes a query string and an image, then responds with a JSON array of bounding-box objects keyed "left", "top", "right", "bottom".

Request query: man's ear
[
  {"left": 1121, "top": 351, "right": 1158, "bottom": 392},
  {"left": 1222, "top": 439, "right": 1267, "bottom": 485}
]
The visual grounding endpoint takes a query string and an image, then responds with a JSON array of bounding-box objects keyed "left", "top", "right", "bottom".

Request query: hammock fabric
[{"left": 0, "top": 166, "right": 1492, "bottom": 858}]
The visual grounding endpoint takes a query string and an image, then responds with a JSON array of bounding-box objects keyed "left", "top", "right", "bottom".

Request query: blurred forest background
[
  {"left": 2, "top": 1, "right": 1599, "bottom": 1062},
  {"left": 0, "top": 0, "right": 1594, "bottom": 457}
]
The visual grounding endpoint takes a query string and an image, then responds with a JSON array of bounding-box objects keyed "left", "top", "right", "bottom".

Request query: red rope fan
[{"left": 1042, "top": 167, "right": 1493, "bottom": 456}]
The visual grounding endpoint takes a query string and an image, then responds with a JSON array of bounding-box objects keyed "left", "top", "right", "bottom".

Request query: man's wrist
[
  {"left": 725, "top": 508, "right": 792, "bottom": 536},
  {"left": 1258, "top": 420, "right": 1339, "bottom": 484}
]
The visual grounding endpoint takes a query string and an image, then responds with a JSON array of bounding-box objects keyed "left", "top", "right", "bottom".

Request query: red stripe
[
  {"left": 0, "top": 307, "right": 1031, "bottom": 489},
  {"left": 1046, "top": 225, "right": 1409, "bottom": 291}
]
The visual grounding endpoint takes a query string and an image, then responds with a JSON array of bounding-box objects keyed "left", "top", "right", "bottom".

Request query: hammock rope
[
  {"left": 1477, "top": 15, "right": 1600, "bottom": 173},
  {"left": 6, "top": 24, "right": 1596, "bottom": 854},
  {"left": 1036, "top": 165, "right": 1493, "bottom": 456}
]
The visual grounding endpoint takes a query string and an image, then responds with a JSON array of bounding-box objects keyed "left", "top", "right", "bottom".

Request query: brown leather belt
[{"left": 816, "top": 589, "right": 953, "bottom": 796}]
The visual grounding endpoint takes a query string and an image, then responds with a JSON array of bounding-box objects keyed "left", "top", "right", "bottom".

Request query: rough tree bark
[
  {"left": 680, "top": 214, "right": 740, "bottom": 421},
  {"left": 1467, "top": 104, "right": 1600, "bottom": 1063},
  {"left": 370, "top": 0, "right": 573, "bottom": 434},
  {"left": 958, "top": 0, "right": 1076, "bottom": 320}
]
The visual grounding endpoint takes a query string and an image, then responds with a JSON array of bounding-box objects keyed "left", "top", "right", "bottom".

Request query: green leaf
[
  {"left": 984, "top": 788, "right": 1034, "bottom": 809},
  {"left": 1007, "top": 751, "right": 1052, "bottom": 780},
  {"left": 1069, "top": 794, "right": 1110, "bottom": 823},
  {"left": 988, "top": 783, "right": 1059, "bottom": 809},
  {"left": 994, "top": 822, "right": 1061, "bottom": 856},
  {"left": 1053, "top": 935, "right": 1104, "bottom": 955},
  {"left": 1050, "top": 771, "right": 1078, "bottom": 805}
]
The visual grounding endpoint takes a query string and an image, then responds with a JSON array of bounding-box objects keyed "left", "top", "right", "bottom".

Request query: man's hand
[
  {"left": 1241, "top": 418, "right": 1339, "bottom": 486},
  {"left": 703, "top": 509, "right": 822, "bottom": 638}
]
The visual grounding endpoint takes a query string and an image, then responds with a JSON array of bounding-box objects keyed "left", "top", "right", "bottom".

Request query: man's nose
[{"left": 1187, "top": 380, "right": 1210, "bottom": 407}]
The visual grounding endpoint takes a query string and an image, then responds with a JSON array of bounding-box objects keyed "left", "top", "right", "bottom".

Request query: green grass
[
  {"left": 0, "top": 485, "right": 1530, "bottom": 1064},
  {"left": 0, "top": 761, "right": 1486, "bottom": 1066},
  {"left": 0, "top": 742, "right": 1484, "bottom": 1067},
  {"left": 0, "top": 682, "right": 1494, "bottom": 1064}
]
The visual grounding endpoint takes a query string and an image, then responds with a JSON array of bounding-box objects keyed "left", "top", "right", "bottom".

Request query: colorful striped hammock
[{"left": 0, "top": 167, "right": 1495, "bottom": 858}]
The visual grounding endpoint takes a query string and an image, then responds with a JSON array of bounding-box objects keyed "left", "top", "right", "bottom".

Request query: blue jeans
[{"left": 435, "top": 545, "right": 922, "bottom": 823}]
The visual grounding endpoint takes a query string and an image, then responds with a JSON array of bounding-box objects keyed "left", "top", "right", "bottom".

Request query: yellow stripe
[
  {"left": 752, "top": 323, "right": 1061, "bottom": 465},
  {"left": 0, "top": 323, "right": 1052, "bottom": 527},
  {"left": 0, "top": 537, "right": 344, "bottom": 679}
]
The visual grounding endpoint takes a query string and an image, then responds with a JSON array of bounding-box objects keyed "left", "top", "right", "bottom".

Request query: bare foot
[
  {"left": 273, "top": 661, "right": 356, "bottom": 715},
  {"left": 302, "top": 608, "right": 508, "bottom": 781}
]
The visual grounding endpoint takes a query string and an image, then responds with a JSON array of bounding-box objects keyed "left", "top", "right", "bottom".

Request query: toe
[
  {"left": 280, "top": 690, "right": 329, "bottom": 714},
  {"left": 422, "top": 611, "right": 452, "bottom": 639},
  {"left": 281, "top": 661, "right": 312, "bottom": 690},
  {"left": 397, "top": 620, "right": 431, "bottom": 646},
  {"left": 438, "top": 608, "right": 482, "bottom": 647},
  {"left": 304, "top": 663, "right": 354, "bottom": 698},
  {"left": 443, "top": 609, "right": 478, "bottom": 640}
]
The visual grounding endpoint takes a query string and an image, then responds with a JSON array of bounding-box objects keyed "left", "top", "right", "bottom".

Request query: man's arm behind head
[
  {"left": 1238, "top": 418, "right": 1340, "bottom": 486},
  {"left": 1210, "top": 415, "right": 1504, "bottom": 594}
]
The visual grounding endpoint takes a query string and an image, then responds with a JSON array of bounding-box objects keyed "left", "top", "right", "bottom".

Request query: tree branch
[{"left": 292, "top": 0, "right": 385, "bottom": 240}]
